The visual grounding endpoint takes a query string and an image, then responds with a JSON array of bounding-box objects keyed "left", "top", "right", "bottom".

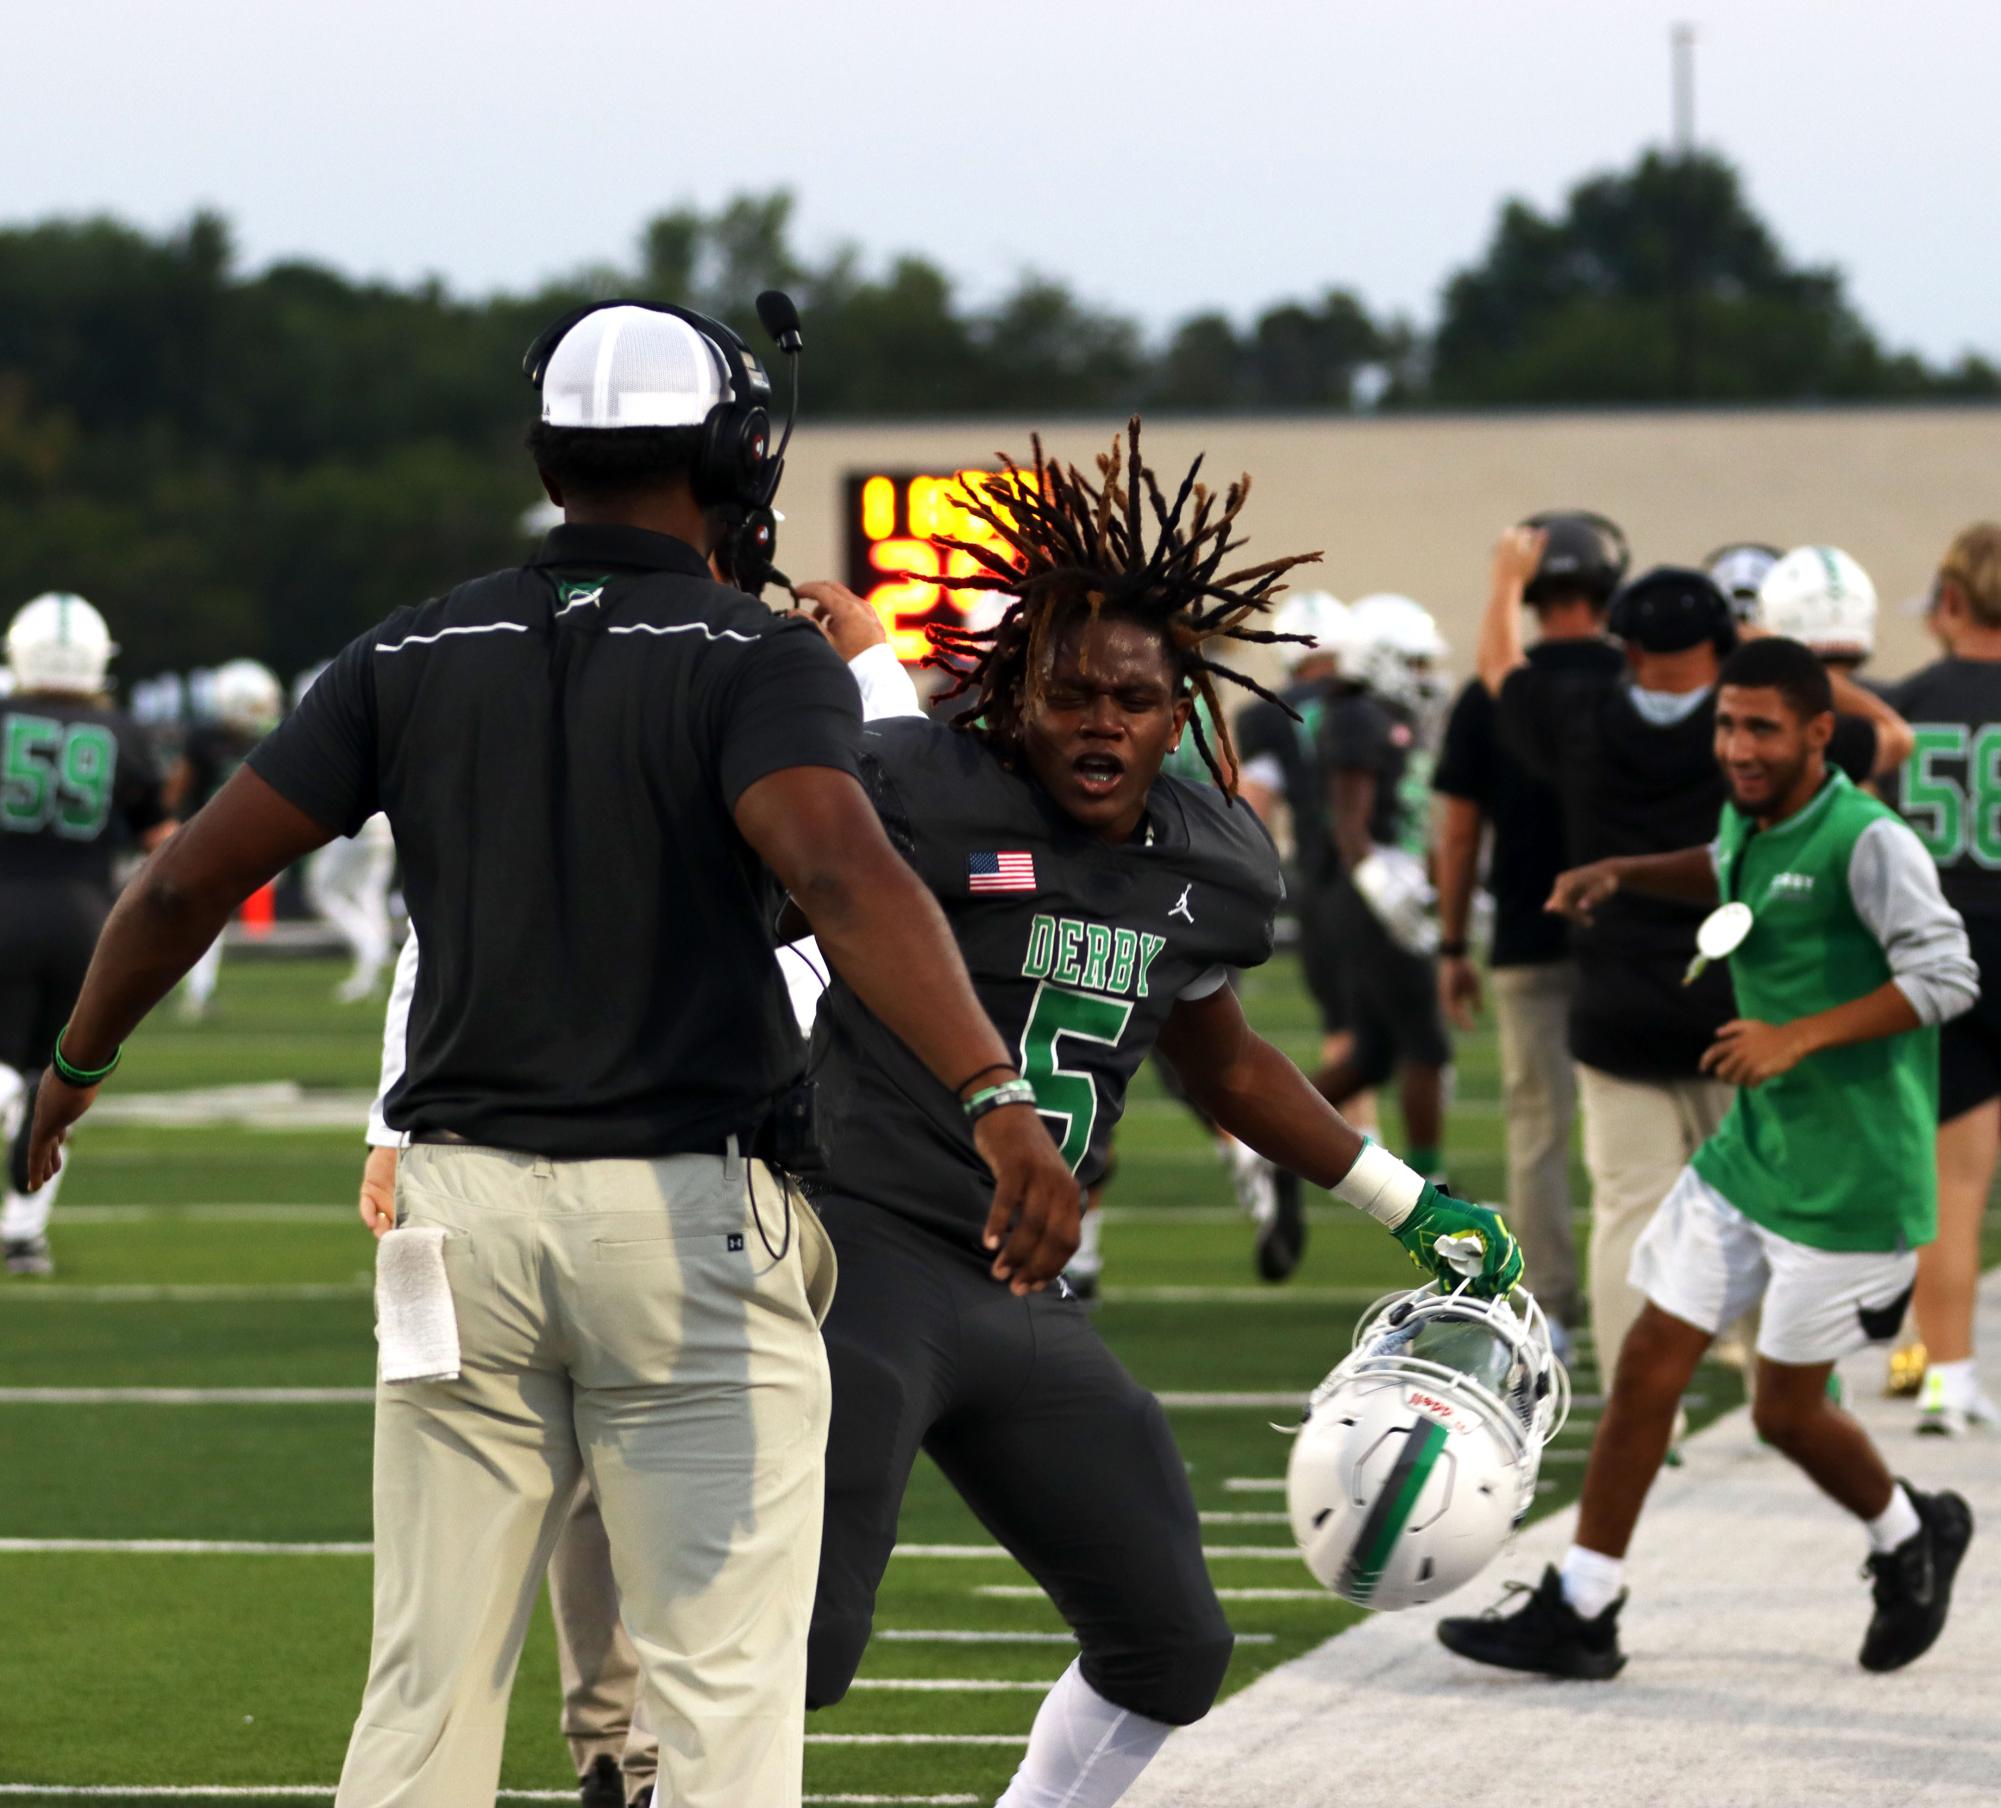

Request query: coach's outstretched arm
[
  {"left": 735, "top": 766, "right": 1080, "bottom": 1294},
  {"left": 28, "top": 768, "right": 337, "bottom": 1187},
  {"left": 1155, "top": 983, "right": 1523, "bottom": 1298}
]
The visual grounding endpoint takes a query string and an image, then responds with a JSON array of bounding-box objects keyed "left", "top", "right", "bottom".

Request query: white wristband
[{"left": 1331, "top": 1139, "right": 1425, "bottom": 1232}]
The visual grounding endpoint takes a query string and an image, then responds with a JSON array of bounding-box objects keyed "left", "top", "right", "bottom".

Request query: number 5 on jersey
[{"left": 1018, "top": 982, "right": 1134, "bottom": 1172}]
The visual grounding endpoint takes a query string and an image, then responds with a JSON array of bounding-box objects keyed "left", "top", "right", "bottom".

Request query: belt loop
[
  {"left": 532, "top": 1156, "right": 555, "bottom": 1180},
  {"left": 723, "top": 1133, "right": 743, "bottom": 1189}
]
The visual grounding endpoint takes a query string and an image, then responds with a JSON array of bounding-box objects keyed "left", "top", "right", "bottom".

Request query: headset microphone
[{"left": 719, "top": 291, "right": 805, "bottom": 598}]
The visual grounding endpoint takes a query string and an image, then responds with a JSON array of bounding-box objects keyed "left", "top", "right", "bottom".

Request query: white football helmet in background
[
  {"left": 1341, "top": 593, "right": 1449, "bottom": 713},
  {"left": 1757, "top": 545, "right": 1878, "bottom": 662},
  {"left": 1287, "top": 1282, "right": 1569, "bottom": 1611},
  {"left": 6, "top": 593, "right": 116, "bottom": 696},
  {"left": 1271, "top": 590, "right": 1350, "bottom": 675},
  {"left": 212, "top": 658, "right": 285, "bottom": 736},
  {"left": 1705, "top": 542, "right": 1782, "bottom": 625}
]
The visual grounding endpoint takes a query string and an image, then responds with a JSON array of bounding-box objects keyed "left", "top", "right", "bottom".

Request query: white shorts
[{"left": 1629, "top": 1166, "right": 1918, "bottom": 1367}]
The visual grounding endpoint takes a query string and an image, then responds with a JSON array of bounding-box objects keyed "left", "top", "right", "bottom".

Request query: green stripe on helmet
[{"left": 1341, "top": 1416, "right": 1449, "bottom": 1605}]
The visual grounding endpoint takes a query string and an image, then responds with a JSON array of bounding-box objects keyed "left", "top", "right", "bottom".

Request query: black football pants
[{"left": 804, "top": 1193, "right": 1233, "bottom": 1727}]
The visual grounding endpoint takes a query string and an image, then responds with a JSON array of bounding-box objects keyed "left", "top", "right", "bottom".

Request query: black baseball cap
[{"left": 1607, "top": 566, "right": 1735, "bottom": 654}]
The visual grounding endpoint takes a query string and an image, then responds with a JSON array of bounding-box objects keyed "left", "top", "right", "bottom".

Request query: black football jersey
[
  {"left": 1318, "top": 687, "right": 1423, "bottom": 857},
  {"left": 809, "top": 718, "right": 1284, "bottom": 1250},
  {"left": 181, "top": 722, "right": 261, "bottom": 817},
  {"left": 1885, "top": 656, "right": 2001, "bottom": 922},
  {"left": 1236, "top": 677, "right": 1340, "bottom": 886},
  {"left": 0, "top": 697, "right": 168, "bottom": 887}
]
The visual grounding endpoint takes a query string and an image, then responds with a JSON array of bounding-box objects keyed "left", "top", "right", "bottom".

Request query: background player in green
[
  {"left": 802, "top": 423, "right": 1522, "bottom": 1808},
  {"left": 1886, "top": 520, "right": 2001, "bottom": 1434},
  {"left": 0, "top": 592, "right": 174, "bottom": 1273},
  {"left": 1440, "top": 636, "right": 1978, "bottom": 1682}
]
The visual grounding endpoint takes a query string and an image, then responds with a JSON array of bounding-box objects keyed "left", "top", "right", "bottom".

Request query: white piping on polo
[
  {"left": 374, "top": 623, "right": 532, "bottom": 654},
  {"left": 608, "top": 621, "right": 761, "bottom": 644}
]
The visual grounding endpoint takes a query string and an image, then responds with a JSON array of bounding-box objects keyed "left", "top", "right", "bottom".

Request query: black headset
[
  {"left": 522, "top": 299, "right": 775, "bottom": 511},
  {"left": 1521, "top": 509, "right": 1631, "bottom": 604}
]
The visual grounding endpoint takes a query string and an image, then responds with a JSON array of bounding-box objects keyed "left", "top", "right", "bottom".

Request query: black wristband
[
  {"left": 1438, "top": 940, "right": 1470, "bottom": 958},
  {"left": 963, "top": 1078, "right": 1037, "bottom": 1125}
]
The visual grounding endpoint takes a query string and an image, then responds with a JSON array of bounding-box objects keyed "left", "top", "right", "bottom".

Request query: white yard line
[
  {"left": 808, "top": 1735, "right": 1027, "bottom": 1747},
  {"left": 1223, "top": 1477, "right": 1285, "bottom": 1492},
  {"left": 0, "top": 1540, "right": 370, "bottom": 1556},
  {"left": 58, "top": 1205, "right": 355, "bottom": 1224},
  {"left": 850, "top": 1678, "right": 1049, "bottom": 1691},
  {"left": 980, "top": 1585, "right": 1336, "bottom": 1604},
  {"left": 873, "top": 1629, "right": 1274, "bottom": 1646},
  {"left": 0, "top": 1283, "right": 369, "bottom": 1303},
  {"left": 0, "top": 1388, "right": 372, "bottom": 1405},
  {"left": 1155, "top": 1391, "right": 1304, "bottom": 1410},
  {"left": 1101, "top": 1286, "right": 1380, "bottom": 1305},
  {"left": 1198, "top": 1511, "right": 1290, "bottom": 1525}
]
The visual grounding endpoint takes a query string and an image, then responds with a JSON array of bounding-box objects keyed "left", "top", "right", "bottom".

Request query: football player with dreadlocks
[{"left": 800, "top": 421, "right": 1522, "bottom": 1808}]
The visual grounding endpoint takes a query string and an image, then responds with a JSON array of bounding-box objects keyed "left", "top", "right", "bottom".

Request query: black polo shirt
[
  {"left": 250, "top": 523, "right": 863, "bottom": 1157},
  {"left": 1433, "top": 640, "right": 1626, "bottom": 968}
]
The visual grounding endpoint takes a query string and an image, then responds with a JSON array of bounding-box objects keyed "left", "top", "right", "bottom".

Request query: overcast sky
[{"left": 9, "top": 0, "right": 1996, "bottom": 363}]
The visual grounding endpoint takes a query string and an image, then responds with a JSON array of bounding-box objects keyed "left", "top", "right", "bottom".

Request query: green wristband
[
  {"left": 52, "top": 1026, "right": 121, "bottom": 1088},
  {"left": 963, "top": 1078, "right": 1037, "bottom": 1124}
]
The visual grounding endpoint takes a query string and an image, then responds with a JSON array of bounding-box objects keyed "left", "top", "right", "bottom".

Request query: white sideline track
[{"left": 1124, "top": 1269, "right": 2001, "bottom": 1808}]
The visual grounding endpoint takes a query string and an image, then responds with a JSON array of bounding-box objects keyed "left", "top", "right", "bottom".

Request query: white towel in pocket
[{"left": 376, "top": 1226, "right": 463, "bottom": 1384}]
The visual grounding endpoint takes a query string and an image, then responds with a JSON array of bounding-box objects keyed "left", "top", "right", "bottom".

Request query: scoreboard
[{"left": 842, "top": 468, "right": 1024, "bottom": 662}]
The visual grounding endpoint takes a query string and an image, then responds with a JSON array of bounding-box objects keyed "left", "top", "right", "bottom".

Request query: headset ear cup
[{"left": 694, "top": 404, "right": 770, "bottom": 507}]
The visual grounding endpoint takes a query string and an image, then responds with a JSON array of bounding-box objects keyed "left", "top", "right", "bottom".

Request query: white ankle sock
[
  {"left": 995, "top": 1659, "right": 1175, "bottom": 1808},
  {"left": 1928, "top": 1358, "right": 1978, "bottom": 1411},
  {"left": 1559, "top": 1545, "right": 1624, "bottom": 1620},
  {"left": 1866, "top": 1483, "right": 1922, "bottom": 1554},
  {"left": 0, "top": 1169, "right": 62, "bottom": 1242}
]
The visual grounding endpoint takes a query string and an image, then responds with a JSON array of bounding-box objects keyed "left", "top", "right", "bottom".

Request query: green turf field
[{"left": 0, "top": 952, "right": 1784, "bottom": 1804}]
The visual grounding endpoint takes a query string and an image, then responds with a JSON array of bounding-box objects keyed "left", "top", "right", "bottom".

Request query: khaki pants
[
  {"left": 1490, "top": 962, "right": 1580, "bottom": 1327},
  {"left": 550, "top": 1483, "right": 657, "bottom": 1799},
  {"left": 1574, "top": 1065, "right": 1734, "bottom": 1377},
  {"left": 336, "top": 1142, "right": 833, "bottom": 1808}
]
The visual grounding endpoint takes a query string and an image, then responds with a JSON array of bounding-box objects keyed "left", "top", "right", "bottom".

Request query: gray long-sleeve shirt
[{"left": 1847, "top": 815, "right": 1980, "bottom": 1026}]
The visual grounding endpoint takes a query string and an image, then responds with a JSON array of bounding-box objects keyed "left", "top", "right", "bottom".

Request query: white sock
[
  {"left": 1559, "top": 1545, "right": 1624, "bottom": 1620},
  {"left": 1928, "top": 1358, "right": 1978, "bottom": 1411},
  {"left": 1866, "top": 1483, "right": 1922, "bottom": 1554},
  {"left": 1, "top": 1169, "right": 63, "bottom": 1242},
  {"left": 995, "top": 1659, "right": 1175, "bottom": 1808},
  {"left": 1067, "top": 1209, "right": 1104, "bottom": 1281},
  {"left": 0, "top": 1064, "right": 24, "bottom": 1148}
]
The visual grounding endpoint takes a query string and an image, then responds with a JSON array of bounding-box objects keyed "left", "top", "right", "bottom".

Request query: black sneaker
[
  {"left": 1859, "top": 1483, "right": 1974, "bottom": 1672},
  {"left": 3, "top": 1236, "right": 52, "bottom": 1277},
  {"left": 579, "top": 1754, "right": 624, "bottom": 1808},
  {"left": 1255, "top": 1168, "right": 1306, "bottom": 1283},
  {"left": 632, "top": 1790, "right": 654, "bottom": 1808},
  {"left": 1436, "top": 1564, "right": 1627, "bottom": 1679}
]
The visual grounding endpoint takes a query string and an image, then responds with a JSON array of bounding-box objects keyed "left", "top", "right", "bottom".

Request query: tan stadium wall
[{"left": 772, "top": 406, "right": 2001, "bottom": 692}]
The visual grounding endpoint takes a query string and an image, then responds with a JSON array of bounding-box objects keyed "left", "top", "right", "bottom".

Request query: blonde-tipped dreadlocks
[{"left": 923, "top": 417, "right": 1322, "bottom": 795}]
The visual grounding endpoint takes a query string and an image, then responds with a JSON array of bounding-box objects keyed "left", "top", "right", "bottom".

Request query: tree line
[{"left": 1, "top": 150, "right": 1993, "bottom": 676}]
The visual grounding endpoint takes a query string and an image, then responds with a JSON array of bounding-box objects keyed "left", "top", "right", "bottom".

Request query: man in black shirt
[
  {"left": 1483, "top": 559, "right": 1913, "bottom": 1383},
  {"left": 0, "top": 592, "right": 173, "bottom": 1274},
  {"left": 1434, "top": 520, "right": 1628, "bottom": 1339},
  {"left": 27, "top": 299, "right": 1076, "bottom": 1808},
  {"left": 1886, "top": 521, "right": 2001, "bottom": 1435},
  {"left": 801, "top": 427, "right": 1521, "bottom": 1808}
]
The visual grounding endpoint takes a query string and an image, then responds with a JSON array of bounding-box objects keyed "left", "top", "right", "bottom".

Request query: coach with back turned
[{"left": 26, "top": 297, "right": 1076, "bottom": 1808}]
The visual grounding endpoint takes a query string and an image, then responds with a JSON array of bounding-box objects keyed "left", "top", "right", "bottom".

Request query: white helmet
[
  {"left": 1757, "top": 545, "right": 1878, "bottom": 662},
  {"left": 1341, "top": 593, "right": 1449, "bottom": 712},
  {"left": 211, "top": 659, "right": 284, "bottom": 736},
  {"left": 6, "top": 592, "right": 116, "bottom": 695},
  {"left": 1270, "top": 590, "right": 1350, "bottom": 674},
  {"left": 1705, "top": 542, "right": 1782, "bottom": 624},
  {"left": 1287, "top": 1282, "right": 1569, "bottom": 1611}
]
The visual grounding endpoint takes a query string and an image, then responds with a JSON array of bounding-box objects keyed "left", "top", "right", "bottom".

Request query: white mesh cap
[{"left": 539, "top": 306, "right": 731, "bottom": 429}]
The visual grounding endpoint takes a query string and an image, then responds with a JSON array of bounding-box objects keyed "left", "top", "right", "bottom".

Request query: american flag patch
[{"left": 968, "top": 851, "right": 1037, "bottom": 893}]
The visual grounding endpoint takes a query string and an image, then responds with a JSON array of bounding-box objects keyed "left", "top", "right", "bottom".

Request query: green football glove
[{"left": 1390, "top": 1182, "right": 1524, "bottom": 1299}]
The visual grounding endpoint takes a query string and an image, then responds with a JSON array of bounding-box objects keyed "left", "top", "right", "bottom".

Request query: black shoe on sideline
[
  {"left": 1436, "top": 1564, "right": 1627, "bottom": 1680},
  {"left": 631, "top": 1788, "right": 654, "bottom": 1808},
  {"left": 1255, "top": 1168, "right": 1307, "bottom": 1283},
  {"left": 1860, "top": 1483, "right": 1974, "bottom": 1672},
  {"left": 3, "top": 1236, "right": 52, "bottom": 1277},
  {"left": 579, "top": 1754, "right": 624, "bottom": 1808}
]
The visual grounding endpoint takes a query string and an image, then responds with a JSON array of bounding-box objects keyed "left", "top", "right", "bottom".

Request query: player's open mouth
[{"left": 1072, "top": 753, "right": 1126, "bottom": 796}]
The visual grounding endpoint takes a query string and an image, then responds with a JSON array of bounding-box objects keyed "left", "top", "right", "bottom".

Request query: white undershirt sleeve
[
  {"left": 847, "top": 641, "right": 925, "bottom": 720},
  {"left": 367, "top": 928, "right": 420, "bottom": 1148},
  {"left": 1847, "top": 817, "right": 1980, "bottom": 1027}
]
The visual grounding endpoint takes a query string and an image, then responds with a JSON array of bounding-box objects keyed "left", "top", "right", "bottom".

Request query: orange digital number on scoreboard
[{"left": 842, "top": 470, "right": 1026, "bottom": 663}]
